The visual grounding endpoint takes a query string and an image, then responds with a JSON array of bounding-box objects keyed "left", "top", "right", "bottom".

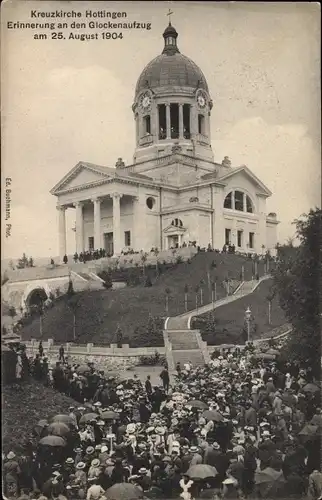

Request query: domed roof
[{"left": 135, "top": 23, "right": 209, "bottom": 97}]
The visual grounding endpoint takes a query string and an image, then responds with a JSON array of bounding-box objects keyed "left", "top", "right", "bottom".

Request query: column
[
  {"left": 165, "top": 103, "right": 171, "bottom": 139},
  {"left": 190, "top": 104, "right": 197, "bottom": 136},
  {"left": 74, "top": 201, "right": 84, "bottom": 253},
  {"left": 112, "top": 193, "right": 122, "bottom": 255},
  {"left": 133, "top": 192, "right": 147, "bottom": 251},
  {"left": 92, "top": 197, "right": 102, "bottom": 249},
  {"left": 179, "top": 103, "right": 184, "bottom": 139},
  {"left": 57, "top": 205, "right": 66, "bottom": 260},
  {"left": 231, "top": 191, "right": 235, "bottom": 210},
  {"left": 243, "top": 193, "right": 247, "bottom": 212}
]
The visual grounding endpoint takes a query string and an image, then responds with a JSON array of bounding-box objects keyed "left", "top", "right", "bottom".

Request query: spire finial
[{"left": 167, "top": 8, "right": 173, "bottom": 25}]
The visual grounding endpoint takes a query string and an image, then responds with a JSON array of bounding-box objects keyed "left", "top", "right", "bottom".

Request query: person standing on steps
[
  {"left": 38, "top": 341, "right": 43, "bottom": 357},
  {"left": 160, "top": 366, "right": 170, "bottom": 393},
  {"left": 59, "top": 345, "right": 65, "bottom": 364}
]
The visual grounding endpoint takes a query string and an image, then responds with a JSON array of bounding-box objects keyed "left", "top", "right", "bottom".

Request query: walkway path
[{"left": 165, "top": 275, "right": 271, "bottom": 330}]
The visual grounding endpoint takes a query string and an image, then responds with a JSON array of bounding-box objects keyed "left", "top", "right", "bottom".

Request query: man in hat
[
  {"left": 160, "top": 366, "right": 170, "bottom": 393},
  {"left": 189, "top": 446, "right": 202, "bottom": 465},
  {"left": 145, "top": 375, "right": 152, "bottom": 397}
]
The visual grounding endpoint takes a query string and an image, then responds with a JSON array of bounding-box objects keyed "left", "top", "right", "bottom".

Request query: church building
[{"left": 51, "top": 22, "right": 278, "bottom": 259}]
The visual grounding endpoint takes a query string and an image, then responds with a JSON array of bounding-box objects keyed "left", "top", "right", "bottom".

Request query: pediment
[
  {"left": 50, "top": 162, "right": 114, "bottom": 194},
  {"left": 217, "top": 166, "right": 272, "bottom": 196},
  {"left": 163, "top": 224, "right": 186, "bottom": 234}
]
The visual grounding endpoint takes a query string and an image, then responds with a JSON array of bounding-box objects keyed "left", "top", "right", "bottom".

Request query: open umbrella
[
  {"left": 255, "top": 467, "right": 285, "bottom": 497},
  {"left": 101, "top": 410, "right": 120, "bottom": 421},
  {"left": 105, "top": 483, "right": 144, "bottom": 500},
  {"left": 202, "top": 410, "right": 224, "bottom": 422},
  {"left": 39, "top": 435, "right": 66, "bottom": 447},
  {"left": 75, "top": 365, "right": 92, "bottom": 375},
  {"left": 299, "top": 424, "right": 320, "bottom": 442},
  {"left": 265, "top": 348, "right": 280, "bottom": 356},
  {"left": 79, "top": 412, "right": 99, "bottom": 424},
  {"left": 303, "top": 383, "right": 320, "bottom": 394},
  {"left": 47, "top": 422, "right": 70, "bottom": 437},
  {"left": 34, "top": 419, "right": 49, "bottom": 435},
  {"left": 187, "top": 400, "right": 208, "bottom": 410},
  {"left": 52, "top": 414, "right": 75, "bottom": 426},
  {"left": 186, "top": 464, "right": 218, "bottom": 480}
]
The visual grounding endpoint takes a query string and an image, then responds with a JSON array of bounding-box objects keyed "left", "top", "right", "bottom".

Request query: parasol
[
  {"left": 79, "top": 412, "right": 99, "bottom": 424},
  {"left": 39, "top": 435, "right": 66, "bottom": 447},
  {"left": 105, "top": 482, "right": 144, "bottom": 500},
  {"left": 187, "top": 400, "right": 208, "bottom": 410},
  {"left": 302, "top": 383, "right": 320, "bottom": 394},
  {"left": 51, "top": 414, "right": 75, "bottom": 426},
  {"left": 202, "top": 410, "right": 224, "bottom": 422},
  {"left": 186, "top": 464, "right": 218, "bottom": 480},
  {"left": 47, "top": 422, "right": 70, "bottom": 437},
  {"left": 101, "top": 411, "right": 120, "bottom": 421},
  {"left": 75, "top": 364, "right": 92, "bottom": 375}
]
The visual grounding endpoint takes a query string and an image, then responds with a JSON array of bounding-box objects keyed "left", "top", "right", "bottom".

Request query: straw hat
[
  {"left": 76, "top": 462, "right": 85, "bottom": 469},
  {"left": 7, "top": 451, "right": 16, "bottom": 460},
  {"left": 86, "top": 446, "right": 95, "bottom": 455},
  {"left": 65, "top": 458, "right": 74, "bottom": 464},
  {"left": 223, "top": 477, "right": 237, "bottom": 485},
  {"left": 138, "top": 467, "right": 148, "bottom": 475},
  {"left": 101, "top": 445, "right": 108, "bottom": 453},
  {"left": 91, "top": 458, "right": 100, "bottom": 467}
]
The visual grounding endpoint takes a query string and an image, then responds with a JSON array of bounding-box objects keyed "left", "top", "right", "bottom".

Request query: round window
[{"left": 146, "top": 197, "right": 155, "bottom": 209}]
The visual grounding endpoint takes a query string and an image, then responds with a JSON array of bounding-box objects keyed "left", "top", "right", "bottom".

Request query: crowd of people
[{"left": 3, "top": 342, "right": 322, "bottom": 500}]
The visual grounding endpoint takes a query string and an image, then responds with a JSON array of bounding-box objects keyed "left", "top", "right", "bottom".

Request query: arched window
[
  {"left": 171, "top": 218, "right": 183, "bottom": 227},
  {"left": 224, "top": 191, "right": 254, "bottom": 213}
]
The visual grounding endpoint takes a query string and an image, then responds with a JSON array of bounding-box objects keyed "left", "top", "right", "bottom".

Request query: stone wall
[{"left": 24, "top": 340, "right": 166, "bottom": 371}]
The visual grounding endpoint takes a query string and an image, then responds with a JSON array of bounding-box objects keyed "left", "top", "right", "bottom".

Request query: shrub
[
  {"left": 137, "top": 352, "right": 166, "bottom": 366},
  {"left": 175, "top": 255, "right": 183, "bottom": 264},
  {"left": 144, "top": 275, "right": 153, "bottom": 287}
]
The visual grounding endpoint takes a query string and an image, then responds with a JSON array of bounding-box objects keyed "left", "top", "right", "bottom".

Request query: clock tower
[{"left": 132, "top": 22, "right": 214, "bottom": 164}]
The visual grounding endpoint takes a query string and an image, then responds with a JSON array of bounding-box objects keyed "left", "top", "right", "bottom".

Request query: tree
[
  {"left": 211, "top": 281, "right": 217, "bottom": 310},
  {"left": 194, "top": 284, "right": 200, "bottom": 312},
  {"left": 266, "top": 288, "right": 275, "bottom": 325},
  {"left": 199, "top": 279, "right": 205, "bottom": 305},
  {"left": 154, "top": 248, "right": 160, "bottom": 276},
  {"left": 17, "top": 253, "right": 29, "bottom": 269},
  {"left": 144, "top": 275, "right": 152, "bottom": 287},
  {"left": 141, "top": 253, "right": 147, "bottom": 276},
  {"left": 184, "top": 284, "right": 189, "bottom": 312},
  {"left": 273, "top": 209, "right": 321, "bottom": 375},
  {"left": 115, "top": 324, "right": 123, "bottom": 347},
  {"left": 28, "top": 257, "right": 34, "bottom": 267},
  {"left": 165, "top": 287, "right": 171, "bottom": 314},
  {"left": 67, "top": 293, "right": 82, "bottom": 341}
]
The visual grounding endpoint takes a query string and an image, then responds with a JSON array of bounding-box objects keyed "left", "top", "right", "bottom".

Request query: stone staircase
[
  {"left": 72, "top": 271, "right": 105, "bottom": 291},
  {"left": 164, "top": 329, "right": 209, "bottom": 376},
  {"left": 164, "top": 276, "right": 271, "bottom": 378}
]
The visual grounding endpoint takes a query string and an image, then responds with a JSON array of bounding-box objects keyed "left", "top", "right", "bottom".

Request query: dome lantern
[{"left": 162, "top": 22, "right": 180, "bottom": 55}]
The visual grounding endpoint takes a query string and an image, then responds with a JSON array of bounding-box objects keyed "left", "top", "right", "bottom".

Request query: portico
[{"left": 57, "top": 192, "right": 131, "bottom": 258}]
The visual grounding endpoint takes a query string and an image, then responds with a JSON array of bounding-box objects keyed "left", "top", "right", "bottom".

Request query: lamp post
[{"left": 245, "top": 306, "right": 252, "bottom": 342}]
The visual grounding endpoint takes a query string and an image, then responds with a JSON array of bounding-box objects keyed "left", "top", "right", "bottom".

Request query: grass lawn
[
  {"left": 2, "top": 381, "right": 78, "bottom": 454},
  {"left": 193, "top": 278, "right": 286, "bottom": 345},
  {"left": 19, "top": 252, "right": 272, "bottom": 346}
]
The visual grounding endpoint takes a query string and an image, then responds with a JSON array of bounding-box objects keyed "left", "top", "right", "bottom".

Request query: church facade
[{"left": 51, "top": 23, "right": 278, "bottom": 259}]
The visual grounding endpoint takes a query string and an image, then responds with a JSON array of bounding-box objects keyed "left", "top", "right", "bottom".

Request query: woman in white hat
[{"left": 222, "top": 477, "right": 240, "bottom": 498}]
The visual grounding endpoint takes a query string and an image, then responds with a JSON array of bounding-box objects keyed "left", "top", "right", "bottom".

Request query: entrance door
[
  {"left": 104, "top": 232, "right": 113, "bottom": 256},
  {"left": 168, "top": 235, "right": 179, "bottom": 249}
]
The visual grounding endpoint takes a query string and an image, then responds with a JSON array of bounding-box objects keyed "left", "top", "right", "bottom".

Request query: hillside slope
[
  {"left": 193, "top": 278, "right": 286, "bottom": 345},
  {"left": 20, "top": 252, "right": 269, "bottom": 346}
]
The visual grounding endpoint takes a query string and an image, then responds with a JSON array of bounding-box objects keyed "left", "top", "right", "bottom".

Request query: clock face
[
  {"left": 197, "top": 94, "right": 206, "bottom": 108},
  {"left": 140, "top": 93, "right": 151, "bottom": 110}
]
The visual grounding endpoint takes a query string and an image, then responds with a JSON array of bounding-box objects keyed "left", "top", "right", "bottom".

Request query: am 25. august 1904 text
[{"left": 5, "top": 9, "right": 152, "bottom": 41}]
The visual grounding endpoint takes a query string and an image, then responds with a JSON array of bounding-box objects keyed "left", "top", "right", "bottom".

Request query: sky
[{"left": 1, "top": 1, "right": 321, "bottom": 260}]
